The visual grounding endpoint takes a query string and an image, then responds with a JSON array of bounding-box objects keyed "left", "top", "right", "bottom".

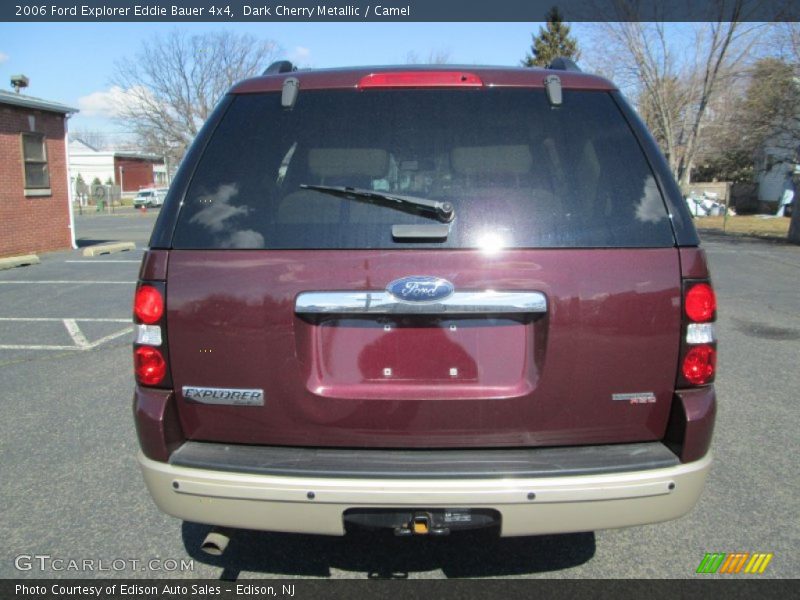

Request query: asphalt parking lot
[{"left": 1, "top": 209, "right": 798, "bottom": 579}]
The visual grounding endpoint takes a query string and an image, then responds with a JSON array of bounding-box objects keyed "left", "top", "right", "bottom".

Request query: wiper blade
[{"left": 299, "top": 184, "right": 455, "bottom": 223}]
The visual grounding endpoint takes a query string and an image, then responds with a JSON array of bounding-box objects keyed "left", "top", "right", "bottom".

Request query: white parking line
[
  {"left": 0, "top": 344, "right": 81, "bottom": 351},
  {"left": 0, "top": 280, "right": 133, "bottom": 284},
  {"left": 65, "top": 260, "right": 140, "bottom": 263},
  {"left": 0, "top": 317, "right": 132, "bottom": 351},
  {"left": 63, "top": 319, "right": 91, "bottom": 348},
  {"left": 0, "top": 318, "right": 130, "bottom": 322}
]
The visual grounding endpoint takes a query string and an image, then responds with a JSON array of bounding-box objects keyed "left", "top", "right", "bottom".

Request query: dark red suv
[{"left": 133, "top": 62, "right": 716, "bottom": 543}]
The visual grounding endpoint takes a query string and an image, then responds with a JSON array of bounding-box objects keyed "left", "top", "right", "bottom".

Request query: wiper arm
[{"left": 300, "top": 184, "right": 455, "bottom": 223}]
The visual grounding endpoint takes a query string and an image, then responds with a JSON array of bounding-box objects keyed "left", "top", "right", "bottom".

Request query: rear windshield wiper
[{"left": 299, "top": 184, "right": 455, "bottom": 223}]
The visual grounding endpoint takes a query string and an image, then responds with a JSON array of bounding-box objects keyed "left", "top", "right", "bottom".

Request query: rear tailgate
[
  {"left": 166, "top": 248, "right": 681, "bottom": 448},
  {"left": 159, "top": 82, "right": 686, "bottom": 449}
]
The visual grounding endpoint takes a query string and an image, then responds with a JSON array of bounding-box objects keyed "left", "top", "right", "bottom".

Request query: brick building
[
  {"left": 0, "top": 89, "right": 78, "bottom": 258},
  {"left": 69, "top": 139, "right": 167, "bottom": 195}
]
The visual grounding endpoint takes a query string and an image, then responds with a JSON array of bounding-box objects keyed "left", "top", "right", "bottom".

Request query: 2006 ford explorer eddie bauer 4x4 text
[{"left": 132, "top": 61, "right": 717, "bottom": 544}]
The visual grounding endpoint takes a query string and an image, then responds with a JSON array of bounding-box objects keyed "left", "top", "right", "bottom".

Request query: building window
[{"left": 22, "top": 132, "right": 50, "bottom": 190}]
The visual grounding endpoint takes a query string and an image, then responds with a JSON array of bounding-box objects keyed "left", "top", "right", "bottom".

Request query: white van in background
[{"left": 133, "top": 188, "right": 168, "bottom": 209}]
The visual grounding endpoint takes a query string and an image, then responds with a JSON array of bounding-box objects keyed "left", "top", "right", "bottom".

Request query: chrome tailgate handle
[{"left": 295, "top": 291, "right": 547, "bottom": 315}]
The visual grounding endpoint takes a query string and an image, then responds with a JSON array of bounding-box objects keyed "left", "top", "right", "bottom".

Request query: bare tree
[
  {"left": 405, "top": 49, "right": 451, "bottom": 64},
  {"left": 112, "top": 30, "right": 280, "bottom": 164},
  {"left": 690, "top": 73, "right": 754, "bottom": 182},
  {"left": 586, "top": 4, "right": 758, "bottom": 186},
  {"left": 772, "top": 21, "right": 800, "bottom": 64},
  {"left": 69, "top": 129, "right": 109, "bottom": 150}
]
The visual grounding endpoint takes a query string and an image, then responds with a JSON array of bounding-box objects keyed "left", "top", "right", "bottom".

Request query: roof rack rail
[
  {"left": 263, "top": 61, "right": 297, "bottom": 75},
  {"left": 547, "top": 57, "right": 581, "bottom": 73}
]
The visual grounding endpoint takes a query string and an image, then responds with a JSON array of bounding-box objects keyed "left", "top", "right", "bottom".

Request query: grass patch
[{"left": 694, "top": 215, "right": 791, "bottom": 239}]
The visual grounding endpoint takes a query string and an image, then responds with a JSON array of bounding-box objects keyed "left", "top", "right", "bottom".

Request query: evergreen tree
[{"left": 522, "top": 7, "right": 580, "bottom": 68}]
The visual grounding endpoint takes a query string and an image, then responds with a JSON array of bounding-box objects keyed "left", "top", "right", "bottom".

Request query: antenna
[
  {"left": 263, "top": 61, "right": 296, "bottom": 75},
  {"left": 546, "top": 57, "right": 581, "bottom": 72}
]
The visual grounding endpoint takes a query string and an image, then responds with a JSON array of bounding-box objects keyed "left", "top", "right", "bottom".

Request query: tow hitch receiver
[
  {"left": 396, "top": 512, "right": 448, "bottom": 536},
  {"left": 343, "top": 508, "right": 500, "bottom": 535},
  {"left": 412, "top": 513, "right": 432, "bottom": 535}
]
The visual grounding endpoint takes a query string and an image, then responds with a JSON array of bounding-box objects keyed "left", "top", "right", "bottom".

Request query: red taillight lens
[
  {"left": 682, "top": 344, "right": 716, "bottom": 385},
  {"left": 134, "top": 346, "right": 167, "bottom": 386},
  {"left": 685, "top": 283, "right": 716, "bottom": 322},
  {"left": 358, "top": 71, "right": 484, "bottom": 89},
  {"left": 134, "top": 285, "right": 164, "bottom": 324}
]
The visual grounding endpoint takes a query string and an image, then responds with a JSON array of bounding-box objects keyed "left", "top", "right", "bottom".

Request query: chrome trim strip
[{"left": 295, "top": 291, "right": 547, "bottom": 315}]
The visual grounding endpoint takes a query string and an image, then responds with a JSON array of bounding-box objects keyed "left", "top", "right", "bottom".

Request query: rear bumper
[{"left": 138, "top": 450, "right": 711, "bottom": 536}]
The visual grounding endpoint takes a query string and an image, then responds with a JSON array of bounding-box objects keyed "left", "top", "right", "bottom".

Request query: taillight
[
  {"left": 679, "top": 280, "right": 717, "bottom": 387},
  {"left": 685, "top": 283, "right": 716, "bottom": 322},
  {"left": 133, "top": 280, "right": 170, "bottom": 388},
  {"left": 682, "top": 344, "right": 716, "bottom": 385},
  {"left": 358, "top": 71, "right": 484, "bottom": 89},
  {"left": 134, "top": 346, "right": 167, "bottom": 385},
  {"left": 134, "top": 285, "right": 164, "bottom": 324}
]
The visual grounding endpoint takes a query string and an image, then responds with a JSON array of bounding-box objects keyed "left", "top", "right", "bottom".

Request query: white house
[
  {"left": 755, "top": 129, "right": 798, "bottom": 205},
  {"left": 68, "top": 139, "right": 168, "bottom": 196}
]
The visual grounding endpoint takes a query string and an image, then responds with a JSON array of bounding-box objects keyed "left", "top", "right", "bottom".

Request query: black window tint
[{"left": 172, "top": 89, "right": 674, "bottom": 249}]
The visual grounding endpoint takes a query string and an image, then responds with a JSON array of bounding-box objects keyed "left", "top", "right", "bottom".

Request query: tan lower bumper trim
[{"left": 139, "top": 451, "right": 712, "bottom": 537}]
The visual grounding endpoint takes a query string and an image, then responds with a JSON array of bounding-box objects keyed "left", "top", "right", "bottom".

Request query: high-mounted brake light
[
  {"left": 134, "top": 346, "right": 167, "bottom": 386},
  {"left": 134, "top": 285, "right": 164, "bottom": 325},
  {"left": 358, "top": 71, "right": 484, "bottom": 89},
  {"left": 685, "top": 283, "right": 716, "bottom": 323}
]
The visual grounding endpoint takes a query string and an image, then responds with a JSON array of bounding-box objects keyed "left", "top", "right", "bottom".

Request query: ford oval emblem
[{"left": 386, "top": 276, "right": 454, "bottom": 303}]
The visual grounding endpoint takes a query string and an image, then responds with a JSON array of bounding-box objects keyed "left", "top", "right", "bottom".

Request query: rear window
[{"left": 171, "top": 88, "right": 675, "bottom": 249}]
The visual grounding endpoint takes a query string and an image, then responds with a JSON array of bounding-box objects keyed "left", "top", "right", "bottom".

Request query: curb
[
  {"left": 82, "top": 242, "right": 136, "bottom": 257},
  {"left": 697, "top": 229, "right": 794, "bottom": 246},
  {"left": 0, "top": 254, "right": 40, "bottom": 270}
]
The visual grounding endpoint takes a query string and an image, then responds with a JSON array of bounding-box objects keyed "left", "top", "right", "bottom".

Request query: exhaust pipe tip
[{"left": 201, "top": 527, "right": 232, "bottom": 556}]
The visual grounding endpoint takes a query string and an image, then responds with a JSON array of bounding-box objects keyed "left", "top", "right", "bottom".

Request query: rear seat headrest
[
  {"left": 451, "top": 145, "right": 533, "bottom": 176},
  {"left": 308, "top": 148, "right": 389, "bottom": 178}
]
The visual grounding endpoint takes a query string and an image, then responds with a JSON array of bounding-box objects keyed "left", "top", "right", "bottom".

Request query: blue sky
[{"left": 0, "top": 21, "right": 585, "bottom": 137}]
